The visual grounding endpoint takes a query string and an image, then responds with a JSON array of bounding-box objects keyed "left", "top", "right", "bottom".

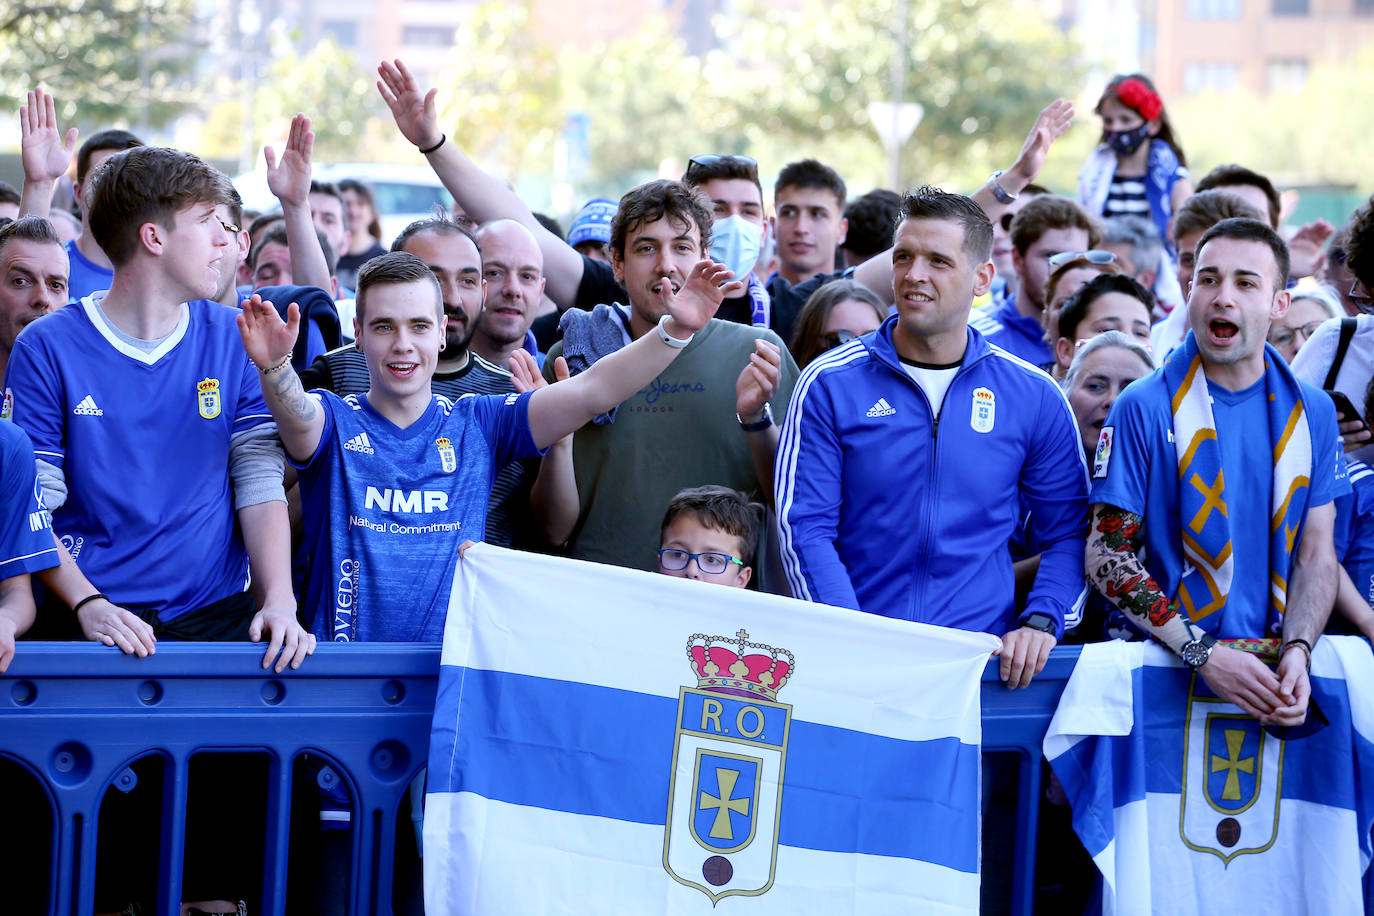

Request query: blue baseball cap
[{"left": 567, "top": 198, "right": 616, "bottom": 248}]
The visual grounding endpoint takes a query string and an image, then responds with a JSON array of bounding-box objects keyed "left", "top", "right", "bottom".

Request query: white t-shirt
[
  {"left": 901, "top": 362, "right": 960, "bottom": 420},
  {"left": 1291, "top": 313, "right": 1374, "bottom": 463}
]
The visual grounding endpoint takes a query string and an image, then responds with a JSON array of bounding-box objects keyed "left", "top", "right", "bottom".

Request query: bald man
[{"left": 470, "top": 219, "right": 546, "bottom": 368}]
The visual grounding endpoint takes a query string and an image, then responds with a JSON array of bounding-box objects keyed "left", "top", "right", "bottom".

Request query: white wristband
[{"left": 656, "top": 314, "right": 694, "bottom": 349}]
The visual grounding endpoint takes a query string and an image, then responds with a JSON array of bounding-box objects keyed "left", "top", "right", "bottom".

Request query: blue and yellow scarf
[{"left": 1165, "top": 332, "right": 1312, "bottom": 633}]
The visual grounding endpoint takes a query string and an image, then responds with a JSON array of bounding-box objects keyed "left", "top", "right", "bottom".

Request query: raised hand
[
  {"left": 508, "top": 350, "right": 568, "bottom": 393},
  {"left": 656, "top": 259, "right": 743, "bottom": 336},
  {"left": 1008, "top": 98, "right": 1075, "bottom": 185},
  {"left": 20, "top": 88, "right": 78, "bottom": 186},
  {"left": 736, "top": 339, "right": 781, "bottom": 423},
  {"left": 377, "top": 58, "right": 442, "bottom": 150},
  {"left": 1287, "top": 219, "right": 1335, "bottom": 280},
  {"left": 237, "top": 295, "right": 299, "bottom": 370},
  {"left": 264, "top": 113, "right": 314, "bottom": 209}
]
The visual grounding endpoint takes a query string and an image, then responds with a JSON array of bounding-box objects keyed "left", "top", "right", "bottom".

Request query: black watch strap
[{"left": 1020, "top": 612, "right": 1056, "bottom": 634}]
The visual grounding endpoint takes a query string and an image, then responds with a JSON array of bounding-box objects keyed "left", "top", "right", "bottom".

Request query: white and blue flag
[
  {"left": 1045, "top": 638, "right": 1374, "bottom": 915},
  {"left": 425, "top": 544, "right": 999, "bottom": 914}
]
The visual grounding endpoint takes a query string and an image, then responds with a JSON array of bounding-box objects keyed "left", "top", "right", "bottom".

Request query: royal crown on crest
[
  {"left": 197, "top": 378, "right": 219, "bottom": 392},
  {"left": 686, "top": 629, "right": 794, "bottom": 701}
]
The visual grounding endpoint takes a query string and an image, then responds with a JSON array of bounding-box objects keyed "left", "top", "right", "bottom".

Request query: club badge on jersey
[
  {"left": 436, "top": 437, "right": 457, "bottom": 473},
  {"left": 971, "top": 387, "right": 996, "bottom": 434},
  {"left": 197, "top": 377, "right": 221, "bottom": 420}
]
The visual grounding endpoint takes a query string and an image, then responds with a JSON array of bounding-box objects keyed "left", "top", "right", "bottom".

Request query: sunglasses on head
[
  {"left": 685, "top": 154, "right": 758, "bottom": 181},
  {"left": 1048, "top": 249, "right": 1117, "bottom": 269},
  {"left": 821, "top": 330, "right": 859, "bottom": 351}
]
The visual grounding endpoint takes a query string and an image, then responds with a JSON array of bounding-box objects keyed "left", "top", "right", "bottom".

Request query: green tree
[
  {"left": 1171, "top": 49, "right": 1374, "bottom": 190},
  {"left": 0, "top": 0, "right": 204, "bottom": 132},
  {"left": 433, "top": 0, "right": 565, "bottom": 180},
  {"left": 564, "top": 15, "right": 739, "bottom": 195},
  {"left": 255, "top": 38, "right": 383, "bottom": 163},
  {"left": 711, "top": 0, "right": 1087, "bottom": 194}
]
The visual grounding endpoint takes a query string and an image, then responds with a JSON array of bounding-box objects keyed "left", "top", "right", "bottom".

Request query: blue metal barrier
[{"left": 1, "top": 642, "right": 1079, "bottom": 915}]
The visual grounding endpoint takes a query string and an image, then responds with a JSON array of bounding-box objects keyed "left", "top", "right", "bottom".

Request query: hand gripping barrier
[{"left": 1, "top": 643, "right": 1085, "bottom": 915}]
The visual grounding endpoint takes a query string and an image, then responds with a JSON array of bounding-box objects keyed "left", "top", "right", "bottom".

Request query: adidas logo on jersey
[
  {"left": 866, "top": 398, "right": 896, "bottom": 418},
  {"left": 343, "top": 432, "right": 375, "bottom": 454},
  {"left": 73, "top": 395, "right": 103, "bottom": 417}
]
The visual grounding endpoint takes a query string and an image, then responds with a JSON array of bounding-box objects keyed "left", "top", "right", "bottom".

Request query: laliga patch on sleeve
[
  {"left": 1093, "top": 425, "right": 1114, "bottom": 479},
  {"left": 0, "top": 387, "right": 12, "bottom": 421}
]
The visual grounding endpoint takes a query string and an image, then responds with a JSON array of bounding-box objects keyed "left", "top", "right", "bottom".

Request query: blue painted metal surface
[{"left": 1, "top": 643, "right": 1079, "bottom": 915}]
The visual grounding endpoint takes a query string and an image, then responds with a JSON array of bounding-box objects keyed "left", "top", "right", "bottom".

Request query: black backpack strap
[{"left": 1323, "top": 318, "right": 1358, "bottom": 390}]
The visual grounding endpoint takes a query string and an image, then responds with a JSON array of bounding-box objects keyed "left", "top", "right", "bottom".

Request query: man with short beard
[{"left": 297, "top": 217, "right": 571, "bottom": 548}]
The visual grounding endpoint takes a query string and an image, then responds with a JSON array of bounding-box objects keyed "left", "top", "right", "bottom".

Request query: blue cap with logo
[{"left": 567, "top": 198, "right": 617, "bottom": 248}]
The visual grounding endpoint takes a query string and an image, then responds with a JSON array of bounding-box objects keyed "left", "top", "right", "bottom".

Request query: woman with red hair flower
[{"left": 1078, "top": 73, "right": 1192, "bottom": 261}]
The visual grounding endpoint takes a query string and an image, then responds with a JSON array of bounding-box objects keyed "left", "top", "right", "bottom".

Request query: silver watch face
[{"left": 1182, "top": 640, "right": 1209, "bottom": 669}]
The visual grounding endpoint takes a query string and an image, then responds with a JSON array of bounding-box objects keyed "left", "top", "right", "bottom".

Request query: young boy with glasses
[{"left": 656, "top": 485, "right": 762, "bottom": 589}]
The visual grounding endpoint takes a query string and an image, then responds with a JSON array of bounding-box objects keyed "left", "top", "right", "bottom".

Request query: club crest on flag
[
  {"left": 197, "top": 377, "right": 221, "bottom": 419},
  {"left": 436, "top": 437, "right": 457, "bottom": 473},
  {"left": 664, "top": 629, "right": 793, "bottom": 904},
  {"left": 1179, "top": 675, "right": 1284, "bottom": 864}
]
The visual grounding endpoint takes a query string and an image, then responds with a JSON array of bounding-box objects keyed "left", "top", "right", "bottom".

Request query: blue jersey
[
  {"left": 295, "top": 389, "right": 542, "bottom": 643},
  {"left": 967, "top": 293, "right": 1054, "bottom": 367},
  {"left": 1335, "top": 460, "right": 1374, "bottom": 608},
  {"left": 0, "top": 421, "right": 58, "bottom": 579},
  {"left": 1090, "top": 372, "right": 1347, "bottom": 637},
  {"left": 64, "top": 240, "right": 114, "bottom": 304},
  {"left": 4, "top": 295, "right": 276, "bottom": 617}
]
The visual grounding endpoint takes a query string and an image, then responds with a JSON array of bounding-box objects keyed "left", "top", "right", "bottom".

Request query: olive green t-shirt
[{"left": 546, "top": 317, "right": 798, "bottom": 574}]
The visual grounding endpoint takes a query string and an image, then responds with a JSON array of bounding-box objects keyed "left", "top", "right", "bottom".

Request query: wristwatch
[
  {"left": 987, "top": 170, "right": 1018, "bottom": 205},
  {"left": 737, "top": 403, "right": 773, "bottom": 432},
  {"left": 1180, "top": 631, "right": 1218, "bottom": 670},
  {"left": 1020, "top": 612, "right": 1056, "bottom": 635}
]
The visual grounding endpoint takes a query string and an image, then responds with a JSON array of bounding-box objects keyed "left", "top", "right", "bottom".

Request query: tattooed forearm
[
  {"left": 266, "top": 365, "right": 318, "bottom": 422},
  {"left": 1085, "top": 503, "right": 1196, "bottom": 654}
]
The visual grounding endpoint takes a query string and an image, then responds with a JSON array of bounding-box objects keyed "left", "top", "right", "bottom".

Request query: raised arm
[
  {"left": 516, "top": 260, "right": 741, "bottom": 448},
  {"left": 264, "top": 114, "right": 333, "bottom": 292},
  {"left": 850, "top": 98, "right": 1074, "bottom": 303},
  {"left": 18, "top": 87, "right": 78, "bottom": 219},
  {"left": 509, "top": 353, "right": 580, "bottom": 547},
  {"left": 376, "top": 59, "right": 586, "bottom": 306},
  {"left": 237, "top": 296, "right": 325, "bottom": 461},
  {"left": 736, "top": 339, "right": 783, "bottom": 505}
]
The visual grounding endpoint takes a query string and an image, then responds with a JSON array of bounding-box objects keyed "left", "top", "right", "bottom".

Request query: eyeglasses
[
  {"left": 1048, "top": 250, "right": 1117, "bottom": 269},
  {"left": 657, "top": 548, "right": 744, "bottom": 575},
  {"left": 1351, "top": 279, "right": 1374, "bottom": 315},
  {"left": 218, "top": 218, "right": 241, "bottom": 234},
  {"left": 1268, "top": 320, "right": 1326, "bottom": 349},
  {"left": 821, "top": 329, "right": 859, "bottom": 351},
  {"left": 685, "top": 154, "right": 758, "bottom": 182}
]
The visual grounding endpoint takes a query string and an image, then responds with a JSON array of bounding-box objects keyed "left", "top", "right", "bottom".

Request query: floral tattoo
[{"left": 1089, "top": 506, "right": 1180, "bottom": 629}]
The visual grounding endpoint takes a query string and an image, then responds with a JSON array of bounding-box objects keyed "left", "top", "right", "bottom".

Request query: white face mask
[{"left": 709, "top": 215, "right": 764, "bottom": 284}]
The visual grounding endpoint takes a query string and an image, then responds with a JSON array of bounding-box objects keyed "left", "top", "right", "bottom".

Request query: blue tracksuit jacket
[{"left": 775, "top": 316, "right": 1089, "bottom": 638}]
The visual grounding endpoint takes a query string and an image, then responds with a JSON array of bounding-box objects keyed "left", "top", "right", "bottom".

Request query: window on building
[
  {"left": 322, "top": 19, "right": 358, "bottom": 47},
  {"left": 401, "top": 25, "right": 455, "bottom": 47},
  {"left": 1183, "top": 62, "right": 1240, "bottom": 93},
  {"left": 1266, "top": 58, "right": 1309, "bottom": 91},
  {"left": 1185, "top": 0, "right": 1241, "bottom": 17},
  {"left": 1272, "top": 0, "right": 1309, "bottom": 12}
]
